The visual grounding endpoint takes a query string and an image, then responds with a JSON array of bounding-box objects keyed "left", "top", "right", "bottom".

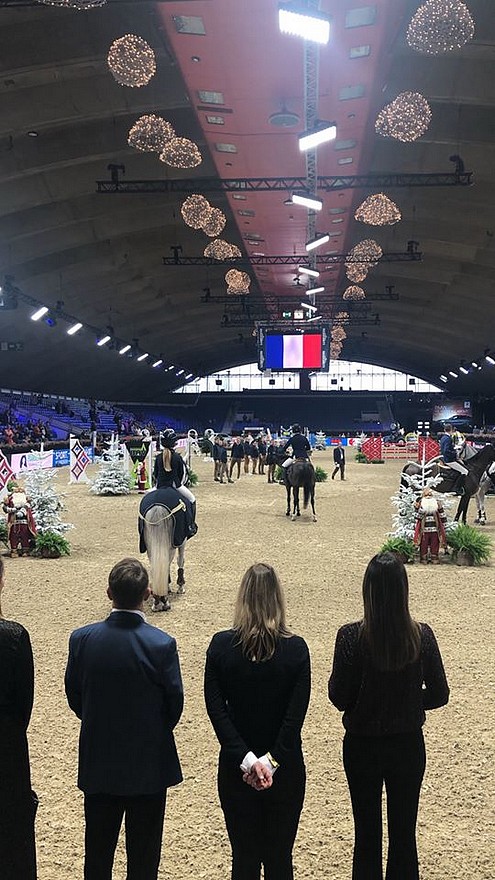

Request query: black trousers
[
  {"left": 218, "top": 761, "right": 305, "bottom": 880},
  {"left": 332, "top": 462, "right": 345, "bottom": 479},
  {"left": 83, "top": 791, "right": 166, "bottom": 880},
  {"left": 343, "top": 730, "right": 426, "bottom": 880}
]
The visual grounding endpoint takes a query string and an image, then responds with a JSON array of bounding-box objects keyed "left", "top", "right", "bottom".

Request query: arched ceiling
[{"left": 0, "top": 0, "right": 493, "bottom": 401}]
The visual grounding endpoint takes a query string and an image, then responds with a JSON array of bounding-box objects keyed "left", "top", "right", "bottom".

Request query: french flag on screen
[{"left": 265, "top": 333, "right": 321, "bottom": 369}]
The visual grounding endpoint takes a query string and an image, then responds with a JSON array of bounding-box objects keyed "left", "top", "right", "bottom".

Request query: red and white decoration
[{"left": 69, "top": 436, "right": 91, "bottom": 484}]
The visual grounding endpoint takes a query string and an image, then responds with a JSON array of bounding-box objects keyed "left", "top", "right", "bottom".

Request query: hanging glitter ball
[
  {"left": 42, "top": 0, "right": 106, "bottom": 7},
  {"left": 331, "top": 326, "right": 347, "bottom": 342},
  {"left": 345, "top": 262, "right": 368, "bottom": 283},
  {"left": 330, "top": 342, "right": 343, "bottom": 359},
  {"left": 355, "top": 194, "right": 401, "bottom": 226},
  {"left": 204, "top": 240, "right": 241, "bottom": 260},
  {"left": 107, "top": 35, "right": 156, "bottom": 88},
  {"left": 375, "top": 92, "right": 432, "bottom": 142},
  {"left": 201, "top": 207, "right": 227, "bottom": 237},
  {"left": 407, "top": 0, "right": 475, "bottom": 55},
  {"left": 160, "top": 137, "right": 202, "bottom": 169},
  {"left": 181, "top": 195, "right": 212, "bottom": 229},
  {"left": 343, "top": 285, "right": 366, "bottom": 300},
  {"left": 350, "top": 239, "right": 383, "bottom": 266},
  {"left": 335, "top": 311, "right": 349, "bottom": 323},
  {"left": 225, "top": 269, "right": 251, "bottom": 292},
  {"left": 128, "top": 115, "right": 175, "bottom": 152}
]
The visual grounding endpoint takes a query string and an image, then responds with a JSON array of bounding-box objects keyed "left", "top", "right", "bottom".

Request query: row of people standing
[{"left": 1, "top": 551, "right": 450, "bottom": 880}]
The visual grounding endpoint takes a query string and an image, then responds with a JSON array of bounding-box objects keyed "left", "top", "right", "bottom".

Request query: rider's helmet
[
  {"left": 292, "top": 424, "right": 302, "bottom": 434},
  {"left": 161, "top": 429, "right": 178, "bottom": 449}
]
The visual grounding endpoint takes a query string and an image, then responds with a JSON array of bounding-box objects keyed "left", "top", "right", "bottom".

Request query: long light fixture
[
  {"left": 306, "top": 285, "right": 325, "bottom": 295},
  {"left": 291, "top": 191, "right": 323, "bottom": 211},
  {"left": 448, "top": 370, "right": 458, "bottom": 378},
  {"left": 152, "top": 359, "right": 163, "bottom": 368},
  {"left": 137, "top": 352, "right": 149, "bottom": 362},
  {"left": 471, "top": 361, "right": 479, "bottom": 369},
  {"left": 67, "top": 322, "right": 83, "bottom": 335},
  {"left": 300, "top": 301, "right": 318, "bottom": 312},
  {"left": 298, "top": 265, "right": 320, "bottom": 278},
  {"left": 485, "top": 355, "right": 495, "bottom": 365},
  {"left": 97, "top": 335, "right": 111, "bottom": 347},
  {"left": 31, "top": 306, "right": 49, "bottom": 321},
  {"left": 119, "top": 344, "right": 131, "bottom": 355},
  {"left": 439, "top": 375, "right": 448, "bottom": 382},
  {"left": 306, "top": 314, "right": 322, "bottom": 322},
  {"left": 299, "top": 121, "right": 337, "bottom": 152},
  {"left": 306, "top": 233, "right": 330, "bottom": 252},
  {"left": 278, "top": 3, "right": 331, "bottom": 45},
  {"left": 459, "top": 364, "right": 469, "bottom": 375}
]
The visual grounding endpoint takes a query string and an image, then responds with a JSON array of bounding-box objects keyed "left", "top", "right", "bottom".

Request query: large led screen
[{"left": 257, "top": 325, "right": 330, "bottom": 372}]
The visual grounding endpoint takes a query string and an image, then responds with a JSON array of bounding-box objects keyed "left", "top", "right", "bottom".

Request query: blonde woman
[
  {"left": 204, "top": 563, "right": 310, "bottom": 879},
  {"left": 153, "top": 429, "right": 196, "bottom": 534}
]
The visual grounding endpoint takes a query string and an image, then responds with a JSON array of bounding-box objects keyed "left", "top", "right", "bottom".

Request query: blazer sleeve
[
  {"left": 14, "top": 627, "right": 34, "bottom": 730},
  {"left": 271, "top": 639, "right": 311, "bottom": 766},
  {"left": 204, "top": 642, "right": 249, "bottom": 765},
  {"left": 65, "top": 630, "right": 83, "bottom": 719},
  {"left": 328, "top": 624, "right": 360, "bottom": 711},
  {"left": 421, "top": 623, "right": 450, "bottom": 710},
  {"left": 161, "top": 637, "right": 184, "bottom": 729}
]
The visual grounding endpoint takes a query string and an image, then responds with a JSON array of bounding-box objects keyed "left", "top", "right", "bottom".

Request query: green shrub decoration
[
  {"left": 380, "top": 536, "right": 416, "bottom": 562},
  {"left": 314, "top": 465, "right": 328, "bottom": 483},
  {"left": 0, "top": 517, "right": 7, "bottom": 546},
  {"left": 446, "top": 523, "right": 492, "bottom": 565},
  {"left": 34, "top": 530, "right": 71, "bottom": 558},
  {"left": 370, "top": 459, "right": 385, "bottom": 464},
  {"left": 187, "top": 469, "right": 198, "bottom": 487},
  {"left": 355, "top": 451, "right": 368, "bottom": 463}
]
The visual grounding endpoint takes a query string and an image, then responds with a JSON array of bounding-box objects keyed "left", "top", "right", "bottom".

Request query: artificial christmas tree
[
  {"left": 24, "top": 468, "right": 72, "bottom": 535},
  {"left": 91, "top": 444, "right": 132, "bottom": 496}
]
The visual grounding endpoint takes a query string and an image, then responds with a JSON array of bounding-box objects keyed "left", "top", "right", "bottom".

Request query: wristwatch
[{"left": 266, "top": 752, "right": 279, "bottom": 770}]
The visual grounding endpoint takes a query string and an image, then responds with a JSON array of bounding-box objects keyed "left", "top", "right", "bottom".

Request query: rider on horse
[
  {"left": 439, "top": 423, "right": 468, "bottom": 493},
  {"left": 281, "top": 425, "right": 312, "bottom": 468},
  {"left": 153, "top": 429, "right": 197, "bottom": 537}
]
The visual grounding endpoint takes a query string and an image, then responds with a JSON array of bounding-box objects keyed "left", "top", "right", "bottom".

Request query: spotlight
[
  {"left": 67, "top": 322, "right": 83, "bottom": 335},
  {"left": 290, "top": 191, "right": 323, "bottom": 211},
  {"left": 97, "top": 335, "right": 111, "bottom": 347},
  {"left": 31, "top": 306, "right": 49, "bottom": 321},
  {"left": 278, "top": 3, "right": 331, "bottom": 45},
  {"left": 306, "top": 285, "right": 325, "bottom": 295},
  {"left": 305, "top": 233, "right": 330, "bottom": 252},
  {"left": 448, "top": 371, "right": 458, "bottom": 378},
  {"left": 137, "top": 353, "right": 149, "bottom": 362},
  {"left": 119, "top": 344, "right": 131, "bottom": 355},
  {"left": 45, "top": 316, "right": 57, "bottom": 327},
  {"left": 298, "top": 265, "right": 320, "bottom": 278},
  {"left": 298, "top": 121, "right": 337, "bottom": 152},
  {"left": 152, "top": 359, "right": 163, "bottom": 368}
]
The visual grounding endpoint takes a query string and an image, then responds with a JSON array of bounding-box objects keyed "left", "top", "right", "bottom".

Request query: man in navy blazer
[{"left": 65, "top": 558, "right": 183, "bottom": 880}]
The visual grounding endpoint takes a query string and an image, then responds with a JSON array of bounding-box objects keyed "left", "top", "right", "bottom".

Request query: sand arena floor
[{"left": 2, "top": 450, "right": 494, "bottom": 879}]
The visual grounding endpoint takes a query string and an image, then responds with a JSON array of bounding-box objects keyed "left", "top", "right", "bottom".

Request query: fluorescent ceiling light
[
  {"left": 31, "top": 306, "right": 49, "bottom": 321},
  {"left": 306, "top": 314, "right": 323, "bottom": 322},
  {"left": 448, "top": 371, "right": 458, "bottom": 378},
  {"left": 485, "top": 355, "right": 495, "bottom": 365},
  {"left": 97, "top": 335, "right": 111, "bottom": 347},
  {"left": 459, "top": 365, "right": 469, "bottom": 375},
  {"left": 298, "top": 265, "right": 320, "bottom": 278},
  {"left": 306, "top": 285, "right": 325, "bottom": 295},
  {"left": 137, "top": 353, "right": 149, "bottom": 362},
  {"left": 119, "top": 344, "right": 131, "bottom": 355},
  {"left": 278, "top": 4, "right": 331, "bottom": 45},
  {"left": 300, "top": 301, "right": 318, "bottom": 312},
  {"left": 439, "top": 375, "right": 448, "bottom": 382},
  {"left": 177, "top": 369, "right": 185, "bottom": 375},
  {"left": 152, "top": 359, "right": 163, "bottom": 368},
  {"left": 471, "top": 361, "right": 479, "bottom": 368},
  {"left": 299, "top": 121, "right": 337, "bottom": 152},
  {"left": 185, "top": 373, "right": 194, "bottom": 380},
  {"left": 291, "top": 191, "right": 323, "bottom": 211},
  {"left": 67, "top": 322, "right": 83, "bottom": 335},
  {"left": 306, "top": 233, "right": 329, "bottom": 252},
  {"left": 167, "top": 365, "right": 175, "bottom": 371}
]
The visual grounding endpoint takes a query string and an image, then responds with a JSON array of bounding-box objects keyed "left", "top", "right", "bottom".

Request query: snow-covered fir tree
[
  {"left": 24, "top": 468, "right": 73, "bottom": 534},
  {"left": 91, "top": 444, "right": 132, "bottom": 496},
  {"left": 389, "top": 460, "right": 454, "bottom": 540}
]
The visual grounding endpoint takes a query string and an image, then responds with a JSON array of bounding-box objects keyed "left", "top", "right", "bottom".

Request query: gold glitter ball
[
  {"left": 160, "top": 137, "right": 202, "bottom": 169},
  {"left": 355, "top": 194, "right": 401, "bottom": 226},
  {"left": 407, "top": 0, "right": 475, "bottom": 55},
  {"left": 107, "top": 34, "right": 156, "bottom": 88},
  {"left": 128, "top": 115, "right": 175, "bottom": 152}
]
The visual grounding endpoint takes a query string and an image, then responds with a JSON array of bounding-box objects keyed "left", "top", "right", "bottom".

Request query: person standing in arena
[
  {"left": 65, "top": 558, "right": 184, "bottom": 880},
  {"left": 229, "top": 436, "right": 244, "bottom": 481},
  {"left": 250, "top": 438, "right": 260, "bottom": 475},
  {"left": 328, "top": 552, "right": 449, "bottom": 880},
  {"left": 217, "top": 438, "right": 231, "bottom": 483},
  {"left": 243, "top": 435, "right": 253, "bottom": 475},
  {"left": 205, "top": 563, "right": 310, "bottom": 880},
  {"left": 257, "top": 435, "right": 267, "bottom": 475},
  {"left": 332, "top": 442, "right": 346, "bottom": 481}
]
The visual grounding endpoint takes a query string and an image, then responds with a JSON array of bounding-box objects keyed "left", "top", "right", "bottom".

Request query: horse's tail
[
  {"left": 143, "top": 505, "right": 174, "bottom": 598},
  {"left": 303, "top": 481, "right": 311, "bottom": 508}
]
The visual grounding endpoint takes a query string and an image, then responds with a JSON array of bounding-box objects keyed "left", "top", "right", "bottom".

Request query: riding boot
[{"left": 187, "top": 501, "right": 198, "bottom": 537}]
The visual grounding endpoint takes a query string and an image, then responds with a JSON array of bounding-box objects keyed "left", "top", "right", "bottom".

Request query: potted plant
[
  {"left": 380, "top": 536, "right": 416, "bottom": 564},
  {"left": 446, "top": 523, "right": 492, "bottom": 566},
  {"left": 0, "top": 517, "right": 7, "bottom": 547},
  {"left": 370, "top": 458, "right": 385, "bottom": 464},
  {"left": 355, "top": 451, "right": 368, "bottom": 463},
  {"left": 34, "top": 530, "right": 71, "bottom": 559},
  {"left": 186, "top": 469, "right": 198, "bottom": 487},
  {"left": 314, "top": 465, "right": 328, "bottom": 483}
]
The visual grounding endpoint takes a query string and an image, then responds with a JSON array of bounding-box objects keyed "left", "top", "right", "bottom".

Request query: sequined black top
[{"left": 328, "top": 621, "right": 449, "bottom": 736}]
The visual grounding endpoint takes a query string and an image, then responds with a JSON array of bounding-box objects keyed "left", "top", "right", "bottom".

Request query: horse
[
  {"left": 138, "top": 488, "right": 190, "bottom": 612},
  {"left": 473, "top": 462, "right": 495, "bottom": 524},
  {"left": 401, "top": 444, "right": 495, "bottom": 524},
  {"left": 284, "top": 460, "right": 317, "bottom": 522}
]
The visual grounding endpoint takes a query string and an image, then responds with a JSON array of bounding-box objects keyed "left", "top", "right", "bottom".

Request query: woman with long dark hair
[
  {"left": 0, "top": 557, "right": 37, "bottom": 879},
  {"left": 328, "top": 552, "right": 449, "bottom": 880},
  {"left": 205, "top": 563, "right": 310, "bottom": 879}
]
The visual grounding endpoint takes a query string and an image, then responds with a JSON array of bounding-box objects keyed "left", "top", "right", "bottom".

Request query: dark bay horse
[
  {"left": 401, "top": 444, "right": 495, "bottom": 523},
  {"left": 285, "top": 460, "right": 317, "bottom": 522}
]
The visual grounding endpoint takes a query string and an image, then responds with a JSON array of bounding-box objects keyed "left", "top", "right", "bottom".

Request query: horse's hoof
[
  {"left": 291, "top": 514, "right": 297, "bottom": 522},
  {"left": 177, "top": 584, "right": 185, "bottom": 595},
  {"left": 286, "top": 511, "right": 290, "bottom": 517},
  {"left": 312, "top": 515, "right": 317, "bottom": 522},
  {"left": 296, "top": 511, "right": 301, "bottom": 517}
]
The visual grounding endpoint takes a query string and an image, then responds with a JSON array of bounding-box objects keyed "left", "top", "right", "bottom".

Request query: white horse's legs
[
  {"left": 474, "top": 476, "right": 490, "bottom": 523},
  {"left": 176, "top": 540, "right": 187, "bottom": 593}
]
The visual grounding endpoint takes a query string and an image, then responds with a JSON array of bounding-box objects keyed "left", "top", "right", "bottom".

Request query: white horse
[
  {"left": 140, "top": 493, "right": 188, "bottom": 612},
  {"left": 474, "top": 462, "right": 495, "bottom": 524}
]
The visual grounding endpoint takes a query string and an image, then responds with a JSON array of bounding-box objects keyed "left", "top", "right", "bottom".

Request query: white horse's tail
[{"left": 143, "top": 505, "right": 174, "bottom": 598}]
